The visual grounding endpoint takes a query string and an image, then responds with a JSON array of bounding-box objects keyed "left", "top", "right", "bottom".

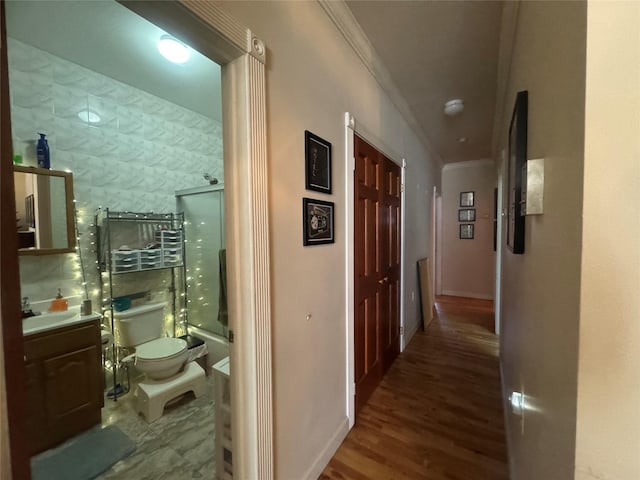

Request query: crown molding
[{"left": 318, "top": 0, "right": 443, "bottom": 169}]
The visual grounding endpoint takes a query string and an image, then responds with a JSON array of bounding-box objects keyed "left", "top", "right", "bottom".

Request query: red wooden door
[
  {"left": 354, "top": 135, "right": 401, "bottom": 417},
  {"left": 381, "top": 155, "right": 401, "bottom": 371}
]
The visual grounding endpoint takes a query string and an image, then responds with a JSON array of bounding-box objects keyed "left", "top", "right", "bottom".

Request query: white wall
[
  {"left": 495, "top": 2, "right": 586, "bottom": 478},
  {"left": 219, "top": 2, "right": 440, "bottom": 478},
  {"left": 575, "top": 3, "right": 640, "bottom": 479},
  {"left": 441, "top": 159, "right": 495, "bottom": 299}
]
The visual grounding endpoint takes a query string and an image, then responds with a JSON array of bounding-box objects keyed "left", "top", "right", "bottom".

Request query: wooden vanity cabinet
[{"left": 23, "top": 319, "right": 103, "bottom": 455}]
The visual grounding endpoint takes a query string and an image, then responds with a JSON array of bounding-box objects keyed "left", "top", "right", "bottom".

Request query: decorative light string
[{"left": 73, "top": 203, "right": 90, "bottom": 301}]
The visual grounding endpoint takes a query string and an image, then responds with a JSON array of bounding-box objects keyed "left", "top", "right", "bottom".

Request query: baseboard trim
[
  {"left": 404, "top": 318, "right": 420, "bottom": 349},
  {"left": 442, "top": 290, "right": 493, "bottom": 300},
  {"left": 303, "top": 416, "right": 350, "bottom": 480}
]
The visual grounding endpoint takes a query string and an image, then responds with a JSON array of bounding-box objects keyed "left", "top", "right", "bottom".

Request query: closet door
[{"left": 353, "top": 135, "right": 401, "bottom": 418}]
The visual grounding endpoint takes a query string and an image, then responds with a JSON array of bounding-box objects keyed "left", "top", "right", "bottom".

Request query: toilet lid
[{"left": 136, "top": 337, "right": 187, "bottom": 360}]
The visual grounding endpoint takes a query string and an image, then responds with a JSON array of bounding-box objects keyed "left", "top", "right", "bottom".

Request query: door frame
[
  {"left": 1, "top": 2, "right": 274, "bottom": 478},
  {"left": 494, "top": 149, "right": 506, "bottom": 335},
  {"left": 432, "top": 186, "right": 441, "bottom": 297},
  {"left": 344, "top": 112, "right": 406, "bottom": 429}
]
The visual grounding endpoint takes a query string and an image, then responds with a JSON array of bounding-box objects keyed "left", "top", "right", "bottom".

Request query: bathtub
[{"left": 187, "top": 326, "right": 229, "bottom": 373}]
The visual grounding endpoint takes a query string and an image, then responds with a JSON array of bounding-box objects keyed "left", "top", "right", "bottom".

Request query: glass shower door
[{"left": 177, "top": 187, "right": 225, "bottom": 337}]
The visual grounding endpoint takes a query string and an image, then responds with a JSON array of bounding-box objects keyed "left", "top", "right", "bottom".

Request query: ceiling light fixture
[
  {"left": 458, "top": 137, "right": 467, "bottom": 143},
  {"left": 157, "top": 34, "right": 190, "bottom": 64},
  {"left": 78, "top": 110, "right": 101, "bottom": 124},
  {"left": 444, "top": 99, "right": 464, "bottom": 116}
]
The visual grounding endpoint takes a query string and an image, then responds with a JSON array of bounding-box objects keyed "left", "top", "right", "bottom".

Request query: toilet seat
[{"left": 136, "top": 337, "right": 187, "bottom": 361}]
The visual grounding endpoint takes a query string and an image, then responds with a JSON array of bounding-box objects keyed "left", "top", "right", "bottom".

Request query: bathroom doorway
[{"left": 0, "top": 1, "right": 272, "bottom": 478}]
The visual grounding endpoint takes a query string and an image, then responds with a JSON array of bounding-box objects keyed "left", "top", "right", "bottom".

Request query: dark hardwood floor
[{"left": 320, "top": 295, "right": 508, "bottom": 480}]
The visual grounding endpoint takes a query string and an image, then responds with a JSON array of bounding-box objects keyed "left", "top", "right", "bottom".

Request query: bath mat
[{"left": 31, "top": 425, "right": 136, "bottom": 480}]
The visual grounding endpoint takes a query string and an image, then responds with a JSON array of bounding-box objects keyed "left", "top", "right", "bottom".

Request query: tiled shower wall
[{"left": 8, "top": 38, "right": 223, "bottom": 313}]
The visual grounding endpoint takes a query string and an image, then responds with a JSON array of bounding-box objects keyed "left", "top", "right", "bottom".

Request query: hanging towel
[{"left": 218, "top": 248, "right": 228, "bottom": 327}]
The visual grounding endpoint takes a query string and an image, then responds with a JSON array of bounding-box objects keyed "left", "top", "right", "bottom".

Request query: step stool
[{"left": 135, "top": 361, "right": 207, "bottom": 423}]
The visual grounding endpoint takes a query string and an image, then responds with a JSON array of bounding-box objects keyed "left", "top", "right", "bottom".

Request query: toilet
[{"left": 114, "top": 302, "right": 206, "bottom": 422}]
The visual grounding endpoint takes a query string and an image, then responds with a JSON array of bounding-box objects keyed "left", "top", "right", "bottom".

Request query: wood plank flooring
[{"left": 320, "top": 296, "right": 508, "bottom": 480}]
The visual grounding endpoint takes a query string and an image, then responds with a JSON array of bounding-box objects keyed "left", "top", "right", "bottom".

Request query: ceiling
[
  {"left": 346, "top": 1, "right": 503, "bottom": 164},
  {"left": 5, "top": 0, "right": 222, "bottom": 122}
]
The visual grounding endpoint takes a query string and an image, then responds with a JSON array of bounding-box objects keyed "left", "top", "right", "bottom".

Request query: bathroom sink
[{"left": 23, "top": 310, "right": 99, "bottom": 336}]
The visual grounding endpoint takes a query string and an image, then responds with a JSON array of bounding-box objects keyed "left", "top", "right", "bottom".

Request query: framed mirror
[{"left": 13, "top": 165, "right": 75, "bottom": 255}]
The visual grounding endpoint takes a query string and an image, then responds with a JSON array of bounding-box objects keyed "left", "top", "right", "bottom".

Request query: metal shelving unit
[{"left": 95, "top": 208, "right": 186, "bottom": 400}]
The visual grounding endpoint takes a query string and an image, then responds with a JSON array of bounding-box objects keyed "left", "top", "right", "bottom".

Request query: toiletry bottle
[
  {"left": 49, "top": 289, "right": 68, "bottom": 312},
  {"left": 36, "top": 133, "right": 50, "bottom": 169}
]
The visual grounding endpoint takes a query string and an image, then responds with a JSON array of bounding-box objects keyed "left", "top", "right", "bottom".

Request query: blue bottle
[{"left": 36, "top": 133, "right": 50, "bottom": 169}]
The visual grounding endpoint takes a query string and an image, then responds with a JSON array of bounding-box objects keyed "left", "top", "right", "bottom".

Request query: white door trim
[
  {"left": 344, "top": 112, "right": 406, "bottom": 429},
  {"left": 495, "top": 150, "right": 506, "bottom": 335},
  {"left": 121, "top": 2, "right": 273, "bottom": 478}
]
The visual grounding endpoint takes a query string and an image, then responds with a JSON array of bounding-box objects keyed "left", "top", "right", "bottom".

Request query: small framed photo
[
  {"left": 303, "top": 198, "right": 334, "bottom": 246},
  {"left": 305, "top": 130, "right": 332, "bottom": 194},
  {"left": 458, "top": 208, "right": 476, "bottom": 222},
  {"left": 459, "top": 224, "right": 474, "bottom": 240},
  {"left": 460, "top": 191, "right": 475, "bottom": 207}
]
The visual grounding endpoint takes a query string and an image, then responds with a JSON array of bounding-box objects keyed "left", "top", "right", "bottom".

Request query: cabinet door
[
  {"left": 24, "top": 362, "right": 47, "bottom": 455},
  {"left": 43, "top": 345, "right": 102, "bottom": 445}
]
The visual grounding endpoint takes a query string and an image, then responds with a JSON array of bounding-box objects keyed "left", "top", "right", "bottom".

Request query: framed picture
[
  {"left": 303, "top": 198, "right": 334, "bottom": 245},
  {"left": 458, "top": 208, "right": 476, "bottom": 222},
  {"left": 506, "top": 90, "right": 528, "bottom": 254},
  {"left": 459, "top": 224, "right": 474, "bottom": 240},
  {"left": 305, "top": 130, "right": 332, "bottom": 194},
  {"left": 493, "top": 187, "right": 498, "bottom": 252},
  {"left": 460, "top": 191, "right": 474, "bottom": 207}
]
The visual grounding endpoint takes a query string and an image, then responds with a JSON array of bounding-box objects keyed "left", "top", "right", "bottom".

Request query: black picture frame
[
  {"left": 303, "top": 198, "right": 334, "bottom": 246},
  {"left": 507, "top": 90, "right": 528, "bottom": 254},
  {"left": 460, "top": 191, "right": 474, "bottom": 207},
  {"left": 493, "top": 187, "right": 498, "bottom": 252},
  {"left": 459, "top": 224, "right": 474, "bottom": 240},
  {"left": 458, "top": 208, "right": 476, "bottom": 222},
  {"left": 305, "top": 130, "right": 332, "bottom": 194}
]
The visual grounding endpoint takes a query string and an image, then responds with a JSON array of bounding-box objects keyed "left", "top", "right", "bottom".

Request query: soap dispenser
[
  {"left": 49, "top": 289, "right": 68, "bottom": 312},
  {"left": 36, "top": 133, "right": 50, "bottom": 169}
]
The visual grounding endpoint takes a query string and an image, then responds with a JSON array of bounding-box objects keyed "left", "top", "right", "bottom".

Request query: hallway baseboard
[
  {"left": 304, "top": 417, "right": 349, "bottom": 480},
  {"left": 403, "top": 317, "right": 420, "bottom": 349},
  {"left": 442, "top": 289, "right": 493, "bottom": 300}
]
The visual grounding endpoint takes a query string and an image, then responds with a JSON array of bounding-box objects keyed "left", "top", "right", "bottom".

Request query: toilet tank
[{"left": 114, "top": 302, "right": 166, "bottom": 347}]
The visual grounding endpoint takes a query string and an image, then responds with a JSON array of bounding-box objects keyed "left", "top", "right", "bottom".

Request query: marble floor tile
[{"left": 96, "top": 376, "right": 217, "bottom": 480}]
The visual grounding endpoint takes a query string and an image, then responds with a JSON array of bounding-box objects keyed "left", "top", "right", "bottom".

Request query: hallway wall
[
  {"left": 441, "top": 160, "right": 495, "bottom": 299},
  {"left": 219, "top": 2, "right": 441, "bottom": 479},
  {"left": 494, "top": 2, "right": 587, "bottom": 479},
  {"left": 576, "top": 3, "right": 640, "bottom": 479}
]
